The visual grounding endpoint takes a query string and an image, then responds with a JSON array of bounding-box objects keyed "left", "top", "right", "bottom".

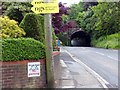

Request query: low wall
[
  {"left": 1, "top": 60, "right": 46, "bottom": 88},
  {"left": 1, "top": 51, "right": 60, "bottom": 89}
]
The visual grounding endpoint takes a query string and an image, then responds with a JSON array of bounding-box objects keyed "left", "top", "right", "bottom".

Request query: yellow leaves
[{"left": 0, "top": 16, "right": 26, "bottom": 38}]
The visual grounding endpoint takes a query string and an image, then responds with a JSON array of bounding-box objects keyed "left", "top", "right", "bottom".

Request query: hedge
[
  {"left": 20, "top": 13, "right": 43, "bottom": 42},
  {"left": 20, "top": 13, "right": 57, "bottom": 49},
  {"left": 1, "top": 38, "right": 46, "bottom": 61}
]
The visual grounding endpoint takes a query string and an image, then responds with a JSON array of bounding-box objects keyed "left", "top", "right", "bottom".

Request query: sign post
[
  {"left": 44, "top": 0, "right": 54, "bottom": 88},
  {"left": 31, "top": 0, "right": 59, "bottom": 88}
]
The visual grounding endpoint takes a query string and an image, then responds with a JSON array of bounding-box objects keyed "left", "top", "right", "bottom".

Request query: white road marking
[
  {"left": 61, "top": 86, "right": 75, "bottom": 88},
  {"left": 95, "top": 52, "right": 118, "bottom": 61},
  {"left": 60, "top": 59, "right": 67, "bottom": 68},
  {"left": 95, "top": 52, "right": 105, "bottom": 55},
  {"left": 107, "top": 56, "right": 118, "bottom": 61},
  {"left": 65, "top": 50, "right": 110, "bottom": 89}
]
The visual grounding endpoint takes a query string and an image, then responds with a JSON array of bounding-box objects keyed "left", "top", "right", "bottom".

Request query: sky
[{"left": 58, "top": 0, "right": 80, "bottom": 6}]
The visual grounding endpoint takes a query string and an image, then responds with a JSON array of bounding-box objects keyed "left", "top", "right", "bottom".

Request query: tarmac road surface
[{"left": 62, "top": 47, "right": 118, "bottom": 88}]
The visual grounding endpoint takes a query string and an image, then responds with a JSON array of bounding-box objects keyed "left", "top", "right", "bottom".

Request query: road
[{"left": 62, "top": 47, "right": 118, "bottom": 88}]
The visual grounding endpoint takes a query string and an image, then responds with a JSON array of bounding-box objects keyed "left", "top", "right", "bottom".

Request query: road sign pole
[{"left": 44, "top": 0, "right": 54, "bottom": 88}]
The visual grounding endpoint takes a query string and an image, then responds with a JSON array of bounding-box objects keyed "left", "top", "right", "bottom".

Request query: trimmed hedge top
[{"left": 1, "top": 38, "right": 46, "bottom": 61}]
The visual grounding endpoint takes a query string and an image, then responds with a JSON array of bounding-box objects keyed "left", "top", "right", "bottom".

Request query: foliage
[
  {"left": 62, "top": 14, "right": 69, "bottom": 24},
  {"left": 52, "top": 2, "right": 76, "bottom": 34},
  {"left": 76, "top": 10, "right": 94, "bottom": 36},
  {"left": 52, "top": 2, "right": 70, "bottom": 34},
  {"left": 1, "top": 38, "right": 46, "bottom": 61},
  {"left": 5, "top": 6, "right": 24, "bottom": 24},
  {"left": 68, "top": 2, "right": 85, "bottom": 20},
  {"left": 76, "top": 2, "right": 120, "bottom": 39},
  {"left": 2, "top": 2, "right": 33, "bottom": 24},
  {"left": 52, "top": 29, "right": 57, "bottom": 50},
  {"left": 56, "top": 32, "right": 70, "bottom": 46},
  {"left": 65, "top": 2, "right": 120, "bottom": 48},
  {"left": 92, "top": 32, "right": 120, "bottom": 49},
  {"left": 0, "top": 16, "right": 26, "bottom": 38},
  {"left": 20, "top": 13, "right": 57, "bottom": 49},
  {"left": 83, "top": 2, "right": 98, "bottom": 10},
  {"left": 91, "top": 2, "right": 120, "bottom": 38},
  {"left": 20, "top": 13, "right": 44, "bottom": 42}
]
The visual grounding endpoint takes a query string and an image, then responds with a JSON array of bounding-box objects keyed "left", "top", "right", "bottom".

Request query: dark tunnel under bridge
[{"left": 70, "top": 30, "right": 91, "bottom": 47}]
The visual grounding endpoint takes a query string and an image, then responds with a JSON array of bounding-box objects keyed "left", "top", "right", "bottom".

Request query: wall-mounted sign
[{"left": 28, "top": 62, "right": 40, "bottom": 77}]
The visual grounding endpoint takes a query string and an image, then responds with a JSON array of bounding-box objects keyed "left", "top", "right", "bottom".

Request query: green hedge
[
  {"left": 1, "top": 38, "right": 46, "bottom": 61},
  {"left": 20, "top": 13, "right": 57, "bottom": 50},
  {"left": 20, "top": 13, "right": 44, "bottom": 42}
]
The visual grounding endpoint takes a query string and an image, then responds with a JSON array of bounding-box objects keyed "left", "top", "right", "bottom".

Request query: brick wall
[
  {"left": 1, "top": 59, "right": 46, "bottom": 88},
  {"left": 0, "top": 51, "right": 60, "bottom": 89}
]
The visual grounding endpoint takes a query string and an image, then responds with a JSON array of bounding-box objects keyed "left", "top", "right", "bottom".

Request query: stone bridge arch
[
  {"left": 58, "top": 28, "right": 91, "bottom": 46},
  {"left": 70, "top": 30, "right": 91, "bottom": 47}
]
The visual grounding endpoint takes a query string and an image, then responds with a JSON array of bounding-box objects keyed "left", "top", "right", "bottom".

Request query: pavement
[{"left": 54, "top": 48, "right": 106, "bottom": 89}]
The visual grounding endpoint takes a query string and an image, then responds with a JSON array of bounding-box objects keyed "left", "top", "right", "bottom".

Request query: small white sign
[{"left": 28, "top": 62, "right": 40, "bottom": 77}]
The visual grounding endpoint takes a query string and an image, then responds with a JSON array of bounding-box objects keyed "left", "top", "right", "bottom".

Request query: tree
[
  {"left": 2, "top": 2, "right": 33, "bottom": 24},
  {"left": 76, "top": 2, "right": 120, "bottom": 39},
  {"left": 5, "top": 6, "right": 24, "bottom": 24},
  {"left": 52, "top": 2, "right": 79, "bottom": 34},
  {"left": 91, "top": 2, "right": 120, "bottom": 38}
]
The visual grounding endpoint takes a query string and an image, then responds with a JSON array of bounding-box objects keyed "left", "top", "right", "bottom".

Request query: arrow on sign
[
  {"left": 31, "top": 0, "right": 58, "bottom": 5},
  {"left": 31, "top": 3, "right": 59, "bottom": 14},
  {"left": 31, "top": 0, "right": 44, "bottom": 5}
]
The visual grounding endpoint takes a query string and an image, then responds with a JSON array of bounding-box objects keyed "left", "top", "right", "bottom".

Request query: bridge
[
  {"left": 59, "top": 28, "right": 91, "bottom": 47},
  {"left": 70, "top": 30, "right": 91, "bottom": 47}
]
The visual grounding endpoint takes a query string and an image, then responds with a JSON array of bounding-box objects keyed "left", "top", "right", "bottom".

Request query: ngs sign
[{"left": 28, "top": 62, "right": 40, "bottom": 77}]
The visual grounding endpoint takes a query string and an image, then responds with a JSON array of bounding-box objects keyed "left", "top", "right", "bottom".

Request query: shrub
[
  {"left": 20, "top": 13, "right": 57, "bottom": 49},
  {"left": 1, "top": 38, "right": 46, "bottom": 61},
  {"left": 52, "top": 29, "right": 57, "bottom": 50},
  {"left": 37, "top": 14, "right": 57, "bottom": 49},
  {"left": 20, "top": 13, "right": 44, "bottom": 42},
  {"left": 5, "top": 6, "right": 24, "bottom": 24},
  {"left": 0, "top": 16, "right": 26, "bottom": 38},
  {"left": 92, "top": 33, "right": 119, "bottom": 49}
]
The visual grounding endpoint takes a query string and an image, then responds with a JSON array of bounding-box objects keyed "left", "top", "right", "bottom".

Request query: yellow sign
[
  {"left": 31, "top": 3, "right": 59, "bottom": 14},
  {"left": 50, "top": 0, "right": 58, "bottom": 3},
  {"left": 31, "top": 0, "right": 43, "bottom": 5},
  {"left": 31, "top": 0, "right": 58, "bottom": 5}
]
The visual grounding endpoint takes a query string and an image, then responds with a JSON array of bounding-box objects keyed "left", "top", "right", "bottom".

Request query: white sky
[{"left": 58, "top": 0, "right": 80, "bottom": 6}]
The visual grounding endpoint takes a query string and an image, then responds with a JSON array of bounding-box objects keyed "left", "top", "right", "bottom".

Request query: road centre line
[
  {"left": 95, "top": 52, "right": 105, "bottom": 55},
  {"left": 95, "top": 52, "right": 118, "bottom": 61},
  {"left": 65, "top": 50, "right": 110, "bottom": 89}
]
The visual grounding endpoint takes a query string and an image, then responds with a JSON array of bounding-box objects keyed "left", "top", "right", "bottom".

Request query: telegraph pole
[{"left": 44, "top": 0, "right": 54, "bottom": 88}]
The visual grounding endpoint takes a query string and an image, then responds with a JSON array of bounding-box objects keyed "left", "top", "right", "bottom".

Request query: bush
[
  {"left": 5, "top": 6, "right": 24, "bottom": 24},
  {"left": 20, "top": 13, "right": 57, "bottom": 49},
  {"left": 92, "top": 33, "right": 120, "bottom": 49},
  {"left": 52, "top": 29, "right": 57, "bottom": 50},
  {"left": 1, "top": 38, "right": 46, "bottom": 61},
  {"left": 0, "top": 16, "right": 26, "bottom": 38},
  {"left": 20, "top": 13, "right": 44, "bottom": 43}
]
